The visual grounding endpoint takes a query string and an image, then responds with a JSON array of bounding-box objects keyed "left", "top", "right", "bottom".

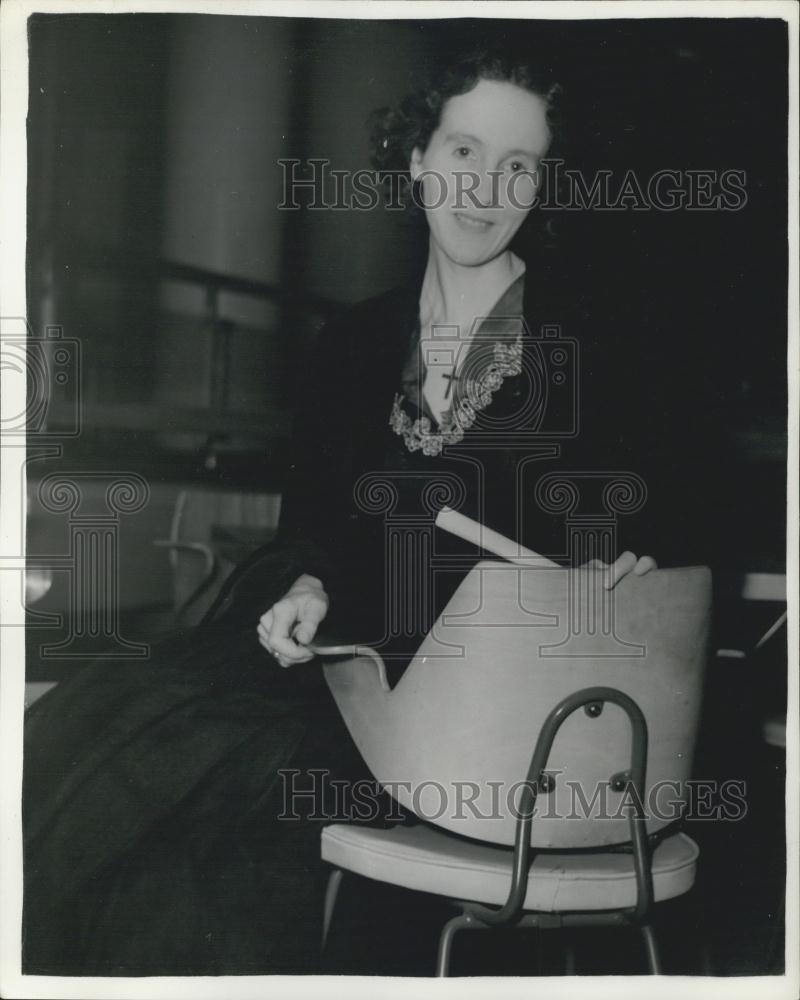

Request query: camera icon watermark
[
  {"left": 0, "top": 316, "right": 81, "bottom": 438},
  {"left": 412, "top": 317, "right": 579, "bottom": 443}
]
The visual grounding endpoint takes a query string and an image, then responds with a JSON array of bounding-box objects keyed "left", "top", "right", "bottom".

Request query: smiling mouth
[{"left": 453, "top": 212, "right": 493, "bottom": 231}]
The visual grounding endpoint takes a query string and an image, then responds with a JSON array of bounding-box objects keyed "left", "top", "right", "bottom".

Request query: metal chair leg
[
  {"left": 435, "top": 913, "right": 474, "bottom": 977},
  {"left": 640, "top": 922, "right": 662, "bottom": 974},
  {"left": 321, "top": 868, "right": 344, "bottom": 952}
]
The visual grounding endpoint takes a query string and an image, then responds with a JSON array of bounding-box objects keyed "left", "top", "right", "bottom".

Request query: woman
[
  {"left": 23, "top": 49, "right": 655, "bottom": 976},
  {"left": 253, "top": 55, "right": 655, "bottom": 670}
]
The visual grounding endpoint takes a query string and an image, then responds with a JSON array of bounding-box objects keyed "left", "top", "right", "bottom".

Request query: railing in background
[{"left": 39, "top": 255, "right": 346, "bottom": 451}]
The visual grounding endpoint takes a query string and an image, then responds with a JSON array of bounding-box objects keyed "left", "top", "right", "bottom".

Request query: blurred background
[{"left": 21, "top": 12, "right": 789, "bottom": 977}]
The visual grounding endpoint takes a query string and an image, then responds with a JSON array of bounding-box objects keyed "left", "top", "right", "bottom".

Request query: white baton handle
[{"left": 435, "top": 506, "right": 557, "bottom": 568}]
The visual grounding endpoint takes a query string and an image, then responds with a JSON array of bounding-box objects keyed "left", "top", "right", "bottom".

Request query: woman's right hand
[{"left": 257, "top": 574, "right": 329, "bottom": 667}]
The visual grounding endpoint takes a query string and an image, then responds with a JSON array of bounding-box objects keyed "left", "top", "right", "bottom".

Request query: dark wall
[{"left": 27, "top": 14, "right": 170, "bottom": 407}]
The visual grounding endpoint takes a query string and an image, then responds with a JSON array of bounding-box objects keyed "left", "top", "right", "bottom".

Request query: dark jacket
[{"left": 210, "top": 254, "right": 722, "bottom": 644}]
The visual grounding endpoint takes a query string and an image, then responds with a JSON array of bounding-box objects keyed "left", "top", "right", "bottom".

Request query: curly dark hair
[{"left": 368, "top": 47, "right": 562, "bottom": 179}]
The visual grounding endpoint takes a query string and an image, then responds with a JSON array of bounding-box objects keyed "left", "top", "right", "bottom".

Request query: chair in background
[
  {"left": 316, "top": 561, "right": 712, "bottom": 976},
  {"left": 716, "top": 571, "right": 787, "bottom": 749},
  {"left": 716, "top": 570, "right": 787, "bottom": 971},
  {"left": 154, "top": 487, "right": 281, "bottom": 626}
]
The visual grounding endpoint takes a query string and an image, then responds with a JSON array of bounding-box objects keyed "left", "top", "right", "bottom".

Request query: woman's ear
[{"left": 409, "top": 146, "right": 424, "bottom": 181}]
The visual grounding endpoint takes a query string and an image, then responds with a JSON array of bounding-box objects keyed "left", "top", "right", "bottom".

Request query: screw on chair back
[{"left": 322, "top": 561, "right": 711, "bottom": 848}]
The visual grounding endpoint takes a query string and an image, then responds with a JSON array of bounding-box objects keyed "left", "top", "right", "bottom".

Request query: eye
[
  {"left": 454, "top": 145, "right": 472, "bottom": 158},
  {"left": 508, "top": 160, "right": 528, "bottom": 174}
]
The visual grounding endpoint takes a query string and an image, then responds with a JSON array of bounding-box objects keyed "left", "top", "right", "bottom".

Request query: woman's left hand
[{"left": 584, "top": 551, "right": 657, "bottom": 590}]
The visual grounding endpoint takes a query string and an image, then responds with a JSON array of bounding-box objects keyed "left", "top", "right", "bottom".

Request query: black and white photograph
[{"left": 0, "top": 1, "right": 797, "bottom": 996}]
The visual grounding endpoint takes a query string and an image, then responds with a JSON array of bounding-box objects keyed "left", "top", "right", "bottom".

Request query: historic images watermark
[
  {"left": 349, "top": 469, "right": 649, "bottom": 657},
  {"left": 1, "top": 315, "right": 151, "bottom": 659},
  {"left": 343, "top": 285, "right": 652, "bottom": 657},
  {"left": 0, "top": 319, "right": 82, "bottom": 440},
  {"left": 278, "top": 159, "right": 748, "bottom": 212},
  {"left": 278, "top": 769, "right": 748, "bottom": 824}
]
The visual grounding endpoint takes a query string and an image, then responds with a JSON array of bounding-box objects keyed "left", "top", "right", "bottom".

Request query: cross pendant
[{"left": 441, "top": 367, "right": 457, "bottom": 399}]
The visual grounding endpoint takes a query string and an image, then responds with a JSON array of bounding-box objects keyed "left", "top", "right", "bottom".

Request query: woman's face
[{"left": 410, "top": 78, "right": 551, "bottom": 268}]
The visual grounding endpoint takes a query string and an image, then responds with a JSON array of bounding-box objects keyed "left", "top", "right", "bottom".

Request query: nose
[
  {"left": 472, "top": 169, "right": 497, "bottom": 210},
  {"left": 456, "top": 170, "right": 498, "bottom": 211}
]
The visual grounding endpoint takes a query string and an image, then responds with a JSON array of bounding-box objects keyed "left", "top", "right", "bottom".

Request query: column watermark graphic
[
  {"left": 34, "top": 473, "right": 150, "bottom": 659},
  {"left": 1, "top": 315, "right": 153, "bottom": 660},
  {"left": 534, "top": 471, "right": 648, "bottom": 657}
]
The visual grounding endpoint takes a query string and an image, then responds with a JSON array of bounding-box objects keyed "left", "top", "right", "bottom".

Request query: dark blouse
[{"left": 211, "top": 255, "right": 723, "bottom": 662}]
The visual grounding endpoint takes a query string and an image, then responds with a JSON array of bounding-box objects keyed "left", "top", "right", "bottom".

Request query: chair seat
[{"left": 322, "top": 823, "right": 699, "bottom": 913}]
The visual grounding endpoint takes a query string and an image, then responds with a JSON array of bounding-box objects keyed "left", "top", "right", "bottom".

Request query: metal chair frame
[
  {"left": 153, "top": 490, "right": 220, "bottom": 622},
  {"left": 323, "top": 684, "right": 670, "bottom": 977}
]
